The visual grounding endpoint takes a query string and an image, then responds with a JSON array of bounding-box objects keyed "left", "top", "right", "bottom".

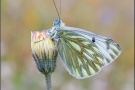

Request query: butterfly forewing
[
  {"left": 57, "top": 30, "right": 104, "bottom": 79},
  {"left": 60, "top": 26, "right": 121, "bottom": 66},
  {"left": 93, "top": 38, "right": 121, "bottom": 66}
]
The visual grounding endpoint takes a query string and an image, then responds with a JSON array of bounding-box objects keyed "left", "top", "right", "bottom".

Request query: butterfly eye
[{"left": 53, "top": 18, "right": 60, "bottom": 26}]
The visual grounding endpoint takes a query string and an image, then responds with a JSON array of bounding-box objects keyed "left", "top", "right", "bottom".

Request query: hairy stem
[{"left": 45, "top": 73, "right": 52, "bottom": 90}]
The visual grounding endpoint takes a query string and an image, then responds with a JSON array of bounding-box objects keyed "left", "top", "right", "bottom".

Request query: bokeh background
[{"left": 1, "top": 0, "right": 134, "bottom": 90}]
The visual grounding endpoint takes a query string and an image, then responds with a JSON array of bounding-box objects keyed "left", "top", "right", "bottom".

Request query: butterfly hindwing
[{"left": 56, "top": 30, "right": 104, "bottom": 79}]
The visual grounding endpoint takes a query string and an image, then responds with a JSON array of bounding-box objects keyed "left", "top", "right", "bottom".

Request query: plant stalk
[{"left": 45, "top": 73, "right": 52, "bottom": 90}]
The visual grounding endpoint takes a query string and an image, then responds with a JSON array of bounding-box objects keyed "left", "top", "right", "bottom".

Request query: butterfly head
[
  {"left": 48, "top": 18, "right": 65, "bottom": 38},
  {"left": 53, "top": 18, "right": 65, "bottom": 27}
]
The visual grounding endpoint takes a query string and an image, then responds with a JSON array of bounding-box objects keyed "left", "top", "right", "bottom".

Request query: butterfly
[{"left": 46, "top": 18, "right": 121, "bottom": 79}]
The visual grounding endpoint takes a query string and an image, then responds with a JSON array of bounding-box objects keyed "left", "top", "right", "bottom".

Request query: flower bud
[{"left": 31, "top": 30, "right": 58, "bottom": 74}]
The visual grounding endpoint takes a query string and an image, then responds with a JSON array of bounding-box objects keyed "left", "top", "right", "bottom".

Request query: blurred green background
[{"left": 1, "top": 0, "right": 134, "bottom": 90}]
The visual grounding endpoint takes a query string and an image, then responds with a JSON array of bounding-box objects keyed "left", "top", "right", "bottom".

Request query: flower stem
[{"left": 45, "top": 73, "right": 52, "bottom": 90}]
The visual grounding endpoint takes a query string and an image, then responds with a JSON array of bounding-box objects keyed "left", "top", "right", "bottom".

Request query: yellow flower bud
[{"left": 31, "top": 30, "right": 58, "bottom": 74}]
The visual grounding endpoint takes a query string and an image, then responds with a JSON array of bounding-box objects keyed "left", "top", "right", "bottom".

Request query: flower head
[{"left": 31, "top": 30, "right": 58, "bottom": 74}]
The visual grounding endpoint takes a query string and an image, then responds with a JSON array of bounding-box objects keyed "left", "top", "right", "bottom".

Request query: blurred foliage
[{"left": 1, "top": 0, "right": 134, "bottom": 90}]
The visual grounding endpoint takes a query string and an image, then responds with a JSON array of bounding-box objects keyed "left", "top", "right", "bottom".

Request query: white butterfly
[{"left": 47, "top": 18, "right": 121, "bottom": 79}]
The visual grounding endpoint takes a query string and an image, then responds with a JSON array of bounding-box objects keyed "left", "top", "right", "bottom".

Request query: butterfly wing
[
  {"left": 56, "top": 29, "right": 105, "bottom": 79},
  {"left": 60, "top": 26, "right": 121, "bottom": 66}
]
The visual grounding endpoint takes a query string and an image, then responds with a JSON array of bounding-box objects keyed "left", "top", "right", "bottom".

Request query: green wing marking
[{"left": 57, "top": 30, "right": 104, "bottom": 79}]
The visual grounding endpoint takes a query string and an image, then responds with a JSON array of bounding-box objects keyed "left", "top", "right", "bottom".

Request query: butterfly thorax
[{"left": 49, "top": 18, "right": 65, "bottom": 38}]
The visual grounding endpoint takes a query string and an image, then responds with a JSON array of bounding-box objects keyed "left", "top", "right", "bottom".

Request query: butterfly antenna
[
  {"left": 60, "top": 0, "right": 61, "bottom": 20},
  {"left": 52, "top": 0, "right": 61, "bottom": 20}
]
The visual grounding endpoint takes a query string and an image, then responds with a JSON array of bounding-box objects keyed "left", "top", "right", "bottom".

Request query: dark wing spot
[{"left": 92, "top": 37, "right": 95, "bottom": 42}]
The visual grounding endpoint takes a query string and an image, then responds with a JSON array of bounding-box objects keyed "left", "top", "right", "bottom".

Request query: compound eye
[
  {"left": 56, "top": 27, "right": 60, "bottom": 31},
  {"left": 53, "top": 18, "right": 60, "bottom": 26}
]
